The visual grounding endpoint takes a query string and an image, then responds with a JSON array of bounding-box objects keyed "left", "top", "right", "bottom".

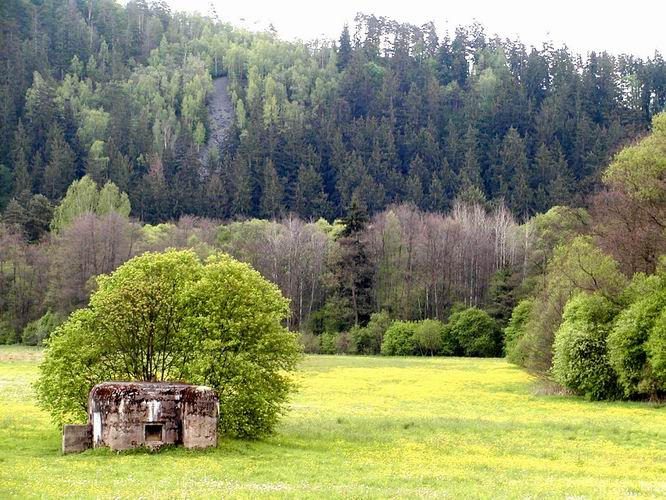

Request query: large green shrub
[
  {"left": 21, "top": 311, "right": 65, "bottom": 346},
  {"left": 0, "top": 318, "right": 16, "bottom": 344},
  {"left": 444, "top": 308, "right": 501, "bottom": 357},
  {"left": 336, "top": 331, "right": 352, "bottom": 354},
  {"left": 551, "top": 293, "right": 621, "bottom": 400},
  {"left": 504, "top": 299, "right": 533, "bottom": 364},
  {"left": 518, "top": 237, "right": 627, "bottom": 373},
  {"left": 608, "top": 285, "right": 666, "bottom": 398},
  {"left": 35, "top": 249, "right": 301, "bottom": 439},
  {"left": 413, "top": 319, "right": 445, "bottom": 356},
  {"left": 351, "top": 311, "right": 391, "bottom": 354},
  {"left": 647, "top": 310, "right": 666, "bottom": 388},
  {"left": 381, "top": 321, "right": 417, "bottom": 356},
  {"left": 320, "top": 331, "right": 338, "bottom": 354}
]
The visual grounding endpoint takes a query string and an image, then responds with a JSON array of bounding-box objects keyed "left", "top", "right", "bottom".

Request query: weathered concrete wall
[
  {"left": 83, "top": 382, "right": 219, "bottom": 452},
  {"left": 182, "top": 392, "right": 219, "bottom": 449},
  {"left": 62, "top": 424, "right": 92, "bottom": 454}
]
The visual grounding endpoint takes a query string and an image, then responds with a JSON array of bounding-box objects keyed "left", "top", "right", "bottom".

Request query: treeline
[
  {"left": 0, "top": 173, "right": 524, "bottom": 343},
  {"left": 309, "top": 309, "right": 503, "bottom": 358},
  {"left": 505, "top": 113, "right": 666, "bottom": 401},
  {"left": 1, "top": 111, "right": 665, "bottom": 402},
  {"left": 2, "top": 1, "right": 666, "bottom": 223}
]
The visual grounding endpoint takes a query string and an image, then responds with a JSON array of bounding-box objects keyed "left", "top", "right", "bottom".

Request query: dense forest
[
  {"left": 1, "top": 1, "right": 665, "bottom": 401},
  {"left": 1, "top": 0, "right": 666, "bottom": 221}
]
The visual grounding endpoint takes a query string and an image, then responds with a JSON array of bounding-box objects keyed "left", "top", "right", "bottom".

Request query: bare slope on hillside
[{"left": 203, "top": 76, "right": 233, "bottom": 165}]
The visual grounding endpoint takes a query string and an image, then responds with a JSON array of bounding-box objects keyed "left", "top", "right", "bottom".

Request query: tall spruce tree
[
  {"left": 11, "top": 120, "right": 32, "bottom": 197},
  {"left": 334, "top": 196, "right": 374, "bottom": 326},
  {"left": 260, "top": 159, "right": 283, "bottom": 220},
  {"left": 337, "top": 24, "right": 352, "bottom": 71}
]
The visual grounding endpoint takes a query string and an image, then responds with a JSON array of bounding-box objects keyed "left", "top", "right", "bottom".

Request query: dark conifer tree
[
  {"left": 294, "top": 165, "right": 329, "bottom": 220},
  {"left": 24, "top": 195, "right": 53, "bottom": 242},
  {"left": 0, "top": 165, "right": 12, "bottom": 211},
  {"left": 260, "top": 159, "right": 283, "bottom": 220},
  {"left": 42, "top": 125, "right": 75, "bottom": 200},
  {"left": 2, "top": 199, "right": 26, "bottom": 228},
  {"left": 337, "top": 24, "right": 352, "bottom": 71},
  {"left": 231, "top": 155, "right": 253, "bottom": 217},
  {"left": 459, "top": 125, "right": 482, "bottom": 190},
  {"left": 334, "top": 196, "right": 375, "bottom": 326}
]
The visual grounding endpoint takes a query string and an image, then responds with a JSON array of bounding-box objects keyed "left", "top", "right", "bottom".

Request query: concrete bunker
[{"left": 63, "top": 382, "right": 219, "bottom": 453}]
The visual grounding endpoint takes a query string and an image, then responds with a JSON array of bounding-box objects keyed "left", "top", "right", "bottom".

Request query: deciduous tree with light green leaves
[
  {"left": 607, "top": 261, "right": 666, "bottom": 399},
  {"left": 602, "top": 112, "right": 666, "bottom": 205},
  {"left": 50, "top": 176, "right": 130, "bottom": 233},
  {"left": 35, "top": 249, "right": 301, "bottom": 439},
  {"left": 552, "top": 293, "right": 621, "bottom": 400}
]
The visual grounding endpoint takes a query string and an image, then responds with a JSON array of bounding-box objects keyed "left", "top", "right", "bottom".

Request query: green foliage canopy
[
  {"left": 516, "top": 236, "right": 627, "bottom": 373},
  {"left": 351, "top": 311, "right": 391, "bottom": 355},
  {"left": 503, "top": 298, "right": 533, "bottom": 364},
  {"left": 381, "top": 321, "right": 417, "bottom": 356},
  {"left": 413, "top": 319, "right": 445, "bottom": 356},
  {"left": 607, "top": 263, "right": 666, "bottom": 398},
  {"left": 603, "top": 113, "right": 666, "bottom": 204},
  {"left": 443, "top": 308, "right": 502, "bottom": 357},
  {"left": 552, "top": 293, "right": 621, "bottom": 400},
  {"left": 50, "top": 176, "right": 130, "bottom": 233},
  {"left": 35, "top": 249, "right": 301, "bottom": 438}
]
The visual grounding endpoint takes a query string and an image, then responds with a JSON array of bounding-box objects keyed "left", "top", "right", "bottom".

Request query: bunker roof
[{"left": 89, "top": 381, "right": 217, "bottom": 405}]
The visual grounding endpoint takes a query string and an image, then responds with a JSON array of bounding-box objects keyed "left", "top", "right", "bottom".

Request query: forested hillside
[
  {"left": 1, "top": 1, "right": 666, "bottom": 402},
  {"left": 1, "top": 0, "right": 665, "bottom": 222}
]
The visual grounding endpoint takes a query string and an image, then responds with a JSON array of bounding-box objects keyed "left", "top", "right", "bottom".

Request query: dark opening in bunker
[{"left": 144, "top": 424, "right": 163, "bottom": 443}]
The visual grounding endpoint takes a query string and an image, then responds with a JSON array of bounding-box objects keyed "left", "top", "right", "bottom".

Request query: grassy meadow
[{"left": 0, "top": 346, "right": 664, "bottom": 498}]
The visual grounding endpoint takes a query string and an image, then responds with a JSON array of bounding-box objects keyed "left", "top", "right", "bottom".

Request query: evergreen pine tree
[
  {"left": 337, "top": 24, "right": 353, "bottom": 71},
  {"left": 261, "top": 159, "right": 283, "bottom": 220},
  {"left": 24, "top": 195, "right": 53, "bottom": 242},
  {"left": 294, "top": 164, "right": 329, "bottom": 220},
  {"left": 0, "top": 165, "right": 12, "bottom": 211},
  {"left": 548, "top": 149, "right": 573, "bottom": 206},
  {"left": 428, "top": 171, "right": 447, "bottom": 212},
  {"left": 2, "top": 199, "right": 27, "bottom": 228},
  {"left": 533, "top": 144, "right": 553, "bottom": 212},
  {"left": 43, "top": 125, "right": 76, "bottom": 200},
  {"left": 406, "top": 174, "right": 424, "bottom": 209},
  {"left": 335, "top": 195, "right": 375, "bottom": 326},
  {"left": 231, "top": 155, "right": 253, "bottom": 217},
  {"left": 11, "top": 120, "right": 32, "bottom": 197},
  {"left": 459, "top": 125, "right": 482, "bottom": 189},
  {"left": 499, "top": 127, "right": 531, "bottom": 214}
]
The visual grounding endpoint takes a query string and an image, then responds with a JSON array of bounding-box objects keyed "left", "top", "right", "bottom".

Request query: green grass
[{"left": 0, "top": 347, "right": 664, "bottom": 498}]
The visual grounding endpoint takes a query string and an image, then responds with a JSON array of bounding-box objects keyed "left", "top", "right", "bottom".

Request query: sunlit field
[{"left": 0, "top": 346, "right": 664, "bottom": 498}]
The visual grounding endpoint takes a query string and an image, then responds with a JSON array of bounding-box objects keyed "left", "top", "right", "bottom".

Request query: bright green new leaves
[
  {"left": 34, "top": 308, "right": 112, "bottom": 424},
  {"left": 51, "top": 176, "right": 98, "bottom": 231},
  {"left": 35, "top": 249, "right": 301, "bottom": 438},
  {"left": 607, "top": 266, "right": 666, "bottom": 398},
  {"left": 443, "top": 308, "right": 502, "bottom": 357},
  {"left": 50, "top": 176, "right": 131, "bottom": 233},
  {"left": 547, "top": 236, "right": 628, "bottom": 299},
  {"left": 184, "top": 253, "right": 300, "bottom": 438},
  {"left": 603, "top": 112, "right": 666, "bottom": 204},
  {"left": 503, "top": 298, "right": 533, "bottom": 365},
  {"left": 648, "top": 309, "right": 666, "bottom": 388},
  {"left": 552, "top": 293, "right": 621, "bottom": 400},
  {"left": 97, "top": 181, "right": 131, "bottom": 217},
  {"left": 381, "top": 321, "right": 417, "bottom": 356}
]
